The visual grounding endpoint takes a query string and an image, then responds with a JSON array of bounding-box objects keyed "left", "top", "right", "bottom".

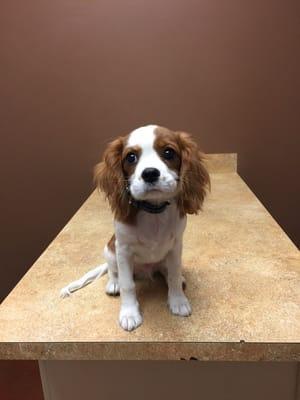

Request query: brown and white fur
[{"left": 60, "top": 125, "right": 210, "bottom": 331}]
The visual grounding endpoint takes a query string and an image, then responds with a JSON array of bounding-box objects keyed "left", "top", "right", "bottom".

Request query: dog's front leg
[
  {"left": 166, "top": 240, "right": 192, "bottom": 317},
  {"left": 116, "top": 243, "right": 142, "bottom": 331}
]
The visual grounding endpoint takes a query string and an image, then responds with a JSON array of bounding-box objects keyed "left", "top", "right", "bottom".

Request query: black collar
[
  {"left": 129, "top": 198, "right": 170, "bottom": 214},
  {"left": 126, "top": 184, "right": 170, "bottom": 214}
]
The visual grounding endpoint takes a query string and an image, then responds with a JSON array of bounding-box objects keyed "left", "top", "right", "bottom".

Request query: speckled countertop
[{"left": 0, "top": 154, "right": 299, "bottom": 361}]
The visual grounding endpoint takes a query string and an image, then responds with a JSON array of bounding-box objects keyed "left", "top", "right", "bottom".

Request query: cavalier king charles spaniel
[{"left": 61, "top": 125, "right": 210, "bottom": 331}]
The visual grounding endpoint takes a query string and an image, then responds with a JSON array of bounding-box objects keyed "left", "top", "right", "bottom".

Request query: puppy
[{"left": 61, "top": 125, "right": 210, "bottom": 331}]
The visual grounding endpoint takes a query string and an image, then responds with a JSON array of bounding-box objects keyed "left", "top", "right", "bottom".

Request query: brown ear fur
[
  {"left": 94, "top": 137, "right": 131, "bottom": 221},
  {"left": 176, "top": 132, "right": 210, "bottom": 216}
]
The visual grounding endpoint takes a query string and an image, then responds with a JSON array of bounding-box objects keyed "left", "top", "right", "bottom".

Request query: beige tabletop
[{"left": 0, "top": 154, "right": 299, "bottom": 361}]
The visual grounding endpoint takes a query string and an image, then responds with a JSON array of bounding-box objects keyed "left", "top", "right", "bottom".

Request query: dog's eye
[
  {"left": 163, "top": 147, "right": 176, "bottom": 160},
  {"left": 126, "top": 152, "right": 137, "bottom": 164}
]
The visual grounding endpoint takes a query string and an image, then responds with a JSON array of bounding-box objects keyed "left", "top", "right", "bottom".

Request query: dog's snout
[{"left": 142, "top": 168, "right": 160, "bottom": 183}]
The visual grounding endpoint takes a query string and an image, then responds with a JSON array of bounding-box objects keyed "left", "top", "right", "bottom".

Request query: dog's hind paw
[{"left": 105, "top": 280, "right": 120, "bottom": 296}]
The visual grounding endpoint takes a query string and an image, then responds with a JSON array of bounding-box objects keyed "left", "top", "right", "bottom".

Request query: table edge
[{"left": 0, "top": 341, "right": 299, "bottom": 361}]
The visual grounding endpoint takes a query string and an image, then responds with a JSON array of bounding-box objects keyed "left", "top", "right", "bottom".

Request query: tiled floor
[{"left": 0, "top": 361, "right": 44, "bottom": 400}]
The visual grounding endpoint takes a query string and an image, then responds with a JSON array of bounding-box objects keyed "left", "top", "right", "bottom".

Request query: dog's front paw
[
  {"left": 168, "top": 294, "right": 192, "bottom": 317},
  {"left": 119, "top": 305, "right": 143, "bottom": 331}
]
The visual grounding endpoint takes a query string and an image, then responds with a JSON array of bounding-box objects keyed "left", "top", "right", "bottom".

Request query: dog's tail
[{"left": 60, "top": 263, "right": 108, "bottom": 298}]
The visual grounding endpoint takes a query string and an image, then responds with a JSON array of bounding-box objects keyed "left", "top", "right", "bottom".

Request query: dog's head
[{"left": 94, "top": 125, "right": 210, "bottom": 220}]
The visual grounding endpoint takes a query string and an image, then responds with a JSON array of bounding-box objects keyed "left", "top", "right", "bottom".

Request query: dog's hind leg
[{"left": 104, "top": 245, "right": 120, "bottom": 296}]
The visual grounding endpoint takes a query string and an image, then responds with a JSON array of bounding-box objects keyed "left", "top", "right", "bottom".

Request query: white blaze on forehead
[
  {"left": 126, "top": 124, "right": 172, "bottom": 181},
  {"left": 126, "top": 125, "right": 157, "bottom": 149},
  {"left": 126, "top": 125, "right": 179, "bottom": 200}
]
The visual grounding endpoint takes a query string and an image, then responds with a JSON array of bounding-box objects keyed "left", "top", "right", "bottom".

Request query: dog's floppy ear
[
  {"left": 176, "top": 132, "right": 210, "bottom": 216},
  {"left": 94, "top": 137, "right": 130, "bottom": 220}
]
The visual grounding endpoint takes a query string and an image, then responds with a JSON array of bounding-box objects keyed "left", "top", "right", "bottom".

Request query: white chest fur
[{"left": 114, "top": 203, "right": 186, "bottom": 265}]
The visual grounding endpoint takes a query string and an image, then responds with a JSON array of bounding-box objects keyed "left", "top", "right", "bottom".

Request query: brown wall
[{"left": 1, "top": 0, "right": 299, "bottom": 303}]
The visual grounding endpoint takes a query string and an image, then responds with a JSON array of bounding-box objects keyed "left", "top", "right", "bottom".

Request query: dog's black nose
[{"left": 142, "top": 168, "right": 160, "bottom": 183}]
